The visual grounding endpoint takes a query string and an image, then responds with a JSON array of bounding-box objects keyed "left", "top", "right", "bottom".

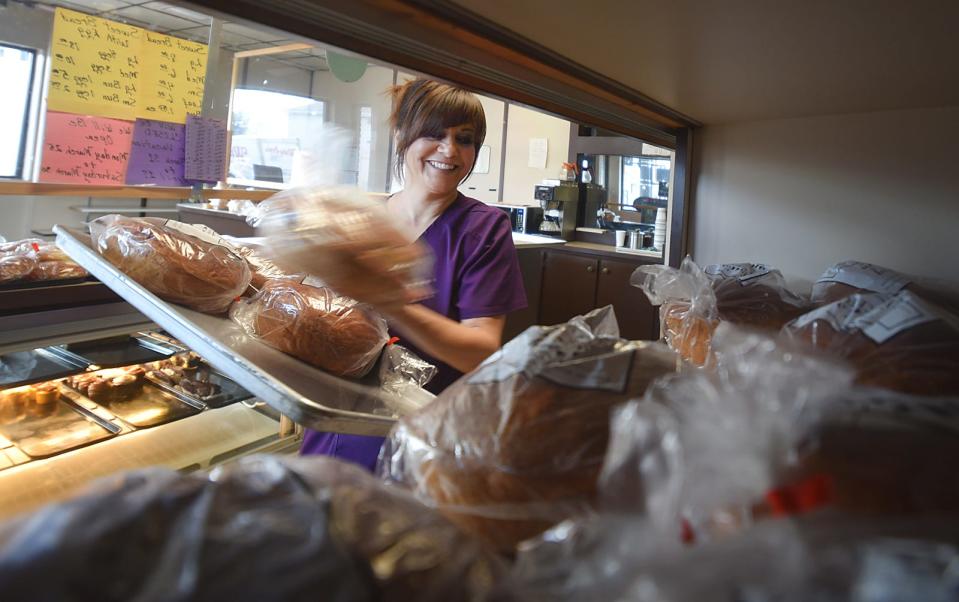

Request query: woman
[{"left": 300, "top": 79, "right": 528, "bottom": 470}]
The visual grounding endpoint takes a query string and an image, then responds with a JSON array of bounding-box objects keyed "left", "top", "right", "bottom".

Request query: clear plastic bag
[
  {"left": 229, "top": 279, "right": 389, "bottom": 378},
  {"left": 510, "top": 512, "right": 959, "bottom": 602},
  {"left": 632, "top": 257, "right": 809, "bottom": 366},
  {"left": 0, "top": 239, "right": 40, "bottom": 285},
  {"left": 812, "top": 259, "right": 959, "bottom": 313},
  {"left": 89, "top": 215, "right": 251, "bottom": 314},
  {"left": 249, "top": 186, "right": 432, "bottom": 309},
  {"left": 378, "top": 306, "right": 678, "bottom": 553},
  {"left": 377, "top": 343, "right": 438, "bottom": 415},
  {"left": 0, "top": 455, "right": 507, "bottom": 602},
  {"left": 599, "top": 324, "right": 853, "bottom": 541},
  {"left": 221, "top": 235, "right": 304, "bottom": 291},
  {"left": 784, "top": 290, "right": 959, "bottom": 395}
]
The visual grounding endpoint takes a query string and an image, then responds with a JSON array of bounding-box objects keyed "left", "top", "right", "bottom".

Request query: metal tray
[
  {"left": 62, "top": 378, "right": 203, "bottom": 429},
  {"left": 47, "top": 333, "right": 183, "bottom": 369},
  {"left": 0, "top": 347, "right": 89, "bottom": 389},
  {"left": 0, "top": 386, "right": 120, "bottom": 458},
  {"left": 144, "top": 363, "right": 252, "bottom": 409},
  {"left": 54, "top": 226, "right": 421, "bottom": 436}
]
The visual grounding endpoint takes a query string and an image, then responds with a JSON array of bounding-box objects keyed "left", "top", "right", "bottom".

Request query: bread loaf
[
  {"left": 635, "top": 259, "right": 808, "bottom": 366},
  {"left": 0, "top": 456, "right": 507, "bottom": 602},
  {"left": 229, "top": 279, "right": 388, "bottom": 378},
  {"left": 812, "top": 260, "right": 959, "bottom": 313},
  {"left": 89, "top": 216, "right": 251, "bottom": 314},
  {"left": 784, "top": 291, "right": 959, "bottom": 396},
  {"left": 252, "top": 187, "right": 432, "bottom": 308},
  {"left": 222, "top": 236, "right": 303, "bottom": 290},
  {"left": 380, "top": 307, "right": 677, "bottom": 552},
  {"left": 754, "top": 389, "right": 959, "bottom": 522}
]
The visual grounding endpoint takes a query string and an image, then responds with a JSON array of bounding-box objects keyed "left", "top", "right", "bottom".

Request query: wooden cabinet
[
  {"left": 537, "top": 248, "right": 660, "bottom": 340},
  {"left": 595, "top": 257, "right": 660, "bottom": 340},
  {"left": 539, "top": 251, "right": 600, "bottom": 326}
]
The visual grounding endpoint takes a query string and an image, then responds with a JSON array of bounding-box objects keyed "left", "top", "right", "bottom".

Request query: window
[
  {"left": 228, "top": 88, "right": 326, "bottom": 187},
  {"left": 621, "top": 156, "right": 671, "bottom": 208},
  {"left": 0, "top": 44, "right": 36, "bottom": 179}
]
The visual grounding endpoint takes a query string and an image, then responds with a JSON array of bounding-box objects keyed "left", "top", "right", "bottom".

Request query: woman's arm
[{"left": 383, "top": 304, "right": 505, "bottom": 374}]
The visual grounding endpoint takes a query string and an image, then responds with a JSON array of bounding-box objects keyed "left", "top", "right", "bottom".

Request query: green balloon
[{"left": 327, "top": 51, "right": 368, "bottom": 83}]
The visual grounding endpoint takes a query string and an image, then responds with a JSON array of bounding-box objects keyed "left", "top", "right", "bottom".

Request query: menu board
[
  {"left": 126, "top": 118, "right": 187, "bottom": 186},
  {"left": 38, "top": 111, "right": 133, "bottom": 185},
  {"left": 48, "top": 8, "right": 141, "bottom": 120},
  {"left": 138, "top": 31, "right": 207, "bottom": 123},
  {"left": 185, "top": 115, "right": 228, "bottom": 182},
  {"left": 47, "top": 7, "right": 208, "bottom": 124}
]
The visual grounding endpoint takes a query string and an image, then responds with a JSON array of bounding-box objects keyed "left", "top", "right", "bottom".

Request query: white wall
[
  {"left": 311, "top": 65, "right": 394, "bottom": 192},
  {"left": 459, "top": 94, "right": 505, "bottom": 204},
  {"left": 501, "top": 105, "right": 570, "bottom": 205},
  {"left": 691, "top": 105, "right": 959, "bottom": 290}
]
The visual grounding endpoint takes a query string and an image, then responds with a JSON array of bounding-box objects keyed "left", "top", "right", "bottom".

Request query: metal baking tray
[
  {"left": 144, "top": 363, "right": 252, "bottom": 409},
  {"left": 0, "top": 384, "right": 120, "bottom": 458},
  {"left": 54, "top": 225, "right": 426, "bottom": 436},
  {"left": 0, "top": 347, "right": 89, "bottom": 389},
  {"left": 62, "top": 375, "right": 202, "bottom": 429},
  {"left": 46, "top": 333, "right": 183, "bottom": 369}
]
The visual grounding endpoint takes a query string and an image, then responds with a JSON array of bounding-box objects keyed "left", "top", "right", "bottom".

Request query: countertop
[{"left": 175, "top": 203, "right": 663, "bottom": 262}]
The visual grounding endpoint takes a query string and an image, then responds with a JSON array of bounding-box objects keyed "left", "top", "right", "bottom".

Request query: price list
[
  {"left": 126, "top": 118, "right": 187, "bottom": 186},
  {"left": 48, "top": 8, "right": 141, "bottom": 120},
  {"left": 139, "top": 31, "right": 208, "bottom": 123},
  {"left": 185, "top": 115, "right": 228, "bottom": 183},
  {"left": 38, "top": 112, "right": 133, "bottom": 185}
]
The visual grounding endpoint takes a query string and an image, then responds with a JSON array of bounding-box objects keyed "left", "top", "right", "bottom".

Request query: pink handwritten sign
[{"left": 39, "top": 111, "right": 133, "bottom": 185}]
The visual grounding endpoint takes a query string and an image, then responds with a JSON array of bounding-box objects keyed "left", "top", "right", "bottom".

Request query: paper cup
[{"left": 615, "top": 230, "right": 627, "bottom": 247}]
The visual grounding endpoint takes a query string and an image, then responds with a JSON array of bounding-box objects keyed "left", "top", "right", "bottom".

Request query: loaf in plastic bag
[
  {"left": 0, "top": 455, "right": 506, "bottom": 602},
  {"left": 599, "top": 324, "right": 853, "bottom": 541},
  {"left": 510, "top": 511, "right": 959, "bottom": 602},
  {"left": 378, "top": 306, "right": 678, "bottom": 553},
  {"left": 230, "top": 279, "right": 388, "bottom": 378},
  {"left": 0, "top": 238, "right": 88, "bottom": 285},
  {"left": 812, "top": 259, "right": 959, "bottom": 312},
  {"left": 89, "top": 215, "right": 251, "bottom": 314},
  {"left": 632, "top": 257, "right": 808, "bottom": 366},
  {"left": 0, "top": 241, "right": 37, "bottom": 285},
  {"left": 221, "top": 235, "right": 304, "bottom": 290},
  {"left": 784, "top": 290, "right": 959, "bottom": 395},
  {"left": 249, "top": 186, "right": 432, "bottom": 309}
]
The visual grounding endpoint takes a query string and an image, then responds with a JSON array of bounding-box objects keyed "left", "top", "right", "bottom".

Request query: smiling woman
[{"left": 300, "top": 79, "right": 528, "bottom": 471}]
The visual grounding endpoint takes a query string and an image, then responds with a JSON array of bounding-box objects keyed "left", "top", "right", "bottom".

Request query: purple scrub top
[{"left": 300, "top": 193, "right": 528, "bottom": 471}]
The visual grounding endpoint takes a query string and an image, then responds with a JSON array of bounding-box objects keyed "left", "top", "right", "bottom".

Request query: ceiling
[
  {"left": 451, "top": 0, "right": 959, "bottom": 125},
  {"left": 25, "top": 0, "right": 330, "bottom": 72}
]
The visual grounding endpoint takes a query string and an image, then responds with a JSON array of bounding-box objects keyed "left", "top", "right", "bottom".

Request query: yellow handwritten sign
[
  {"left": 48, "top": 8, "right": 141, "bottom": 120},
  {"left": 48, "top": 8, "right": 208, "bottom": 124},
  {"left": 138, "top": 31, "right": 207, "bottom": 123}
]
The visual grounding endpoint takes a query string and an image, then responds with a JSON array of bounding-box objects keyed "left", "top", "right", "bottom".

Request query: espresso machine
[{"left": 533, "top": 182, "right": 580, "bottom": 240}]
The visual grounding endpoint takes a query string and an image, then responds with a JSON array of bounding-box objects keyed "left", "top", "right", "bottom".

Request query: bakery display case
[
  {"left": 0, "top": 321, "right": 288, "bottom": 519},
  {"left": 54, "top": 224, "right": 433, "bottom": 437}
]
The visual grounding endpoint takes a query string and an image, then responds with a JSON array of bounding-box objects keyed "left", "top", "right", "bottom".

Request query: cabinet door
[
  {"left": 596, "top": 258, "right": 660, "bottom": 340},
  {"left": 539, "top": 252, "right": 598, "bottom": 326},
  {"left": 503, "top": 248, "right": 545, "bottom": 342}
]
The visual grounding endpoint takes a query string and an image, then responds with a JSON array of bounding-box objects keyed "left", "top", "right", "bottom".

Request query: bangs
[
  {"left": 408, "top": 89, "right": 486, "bottom": 142},
  {"left": 389, "top": 79, "right": 488, "bottom": 181}
]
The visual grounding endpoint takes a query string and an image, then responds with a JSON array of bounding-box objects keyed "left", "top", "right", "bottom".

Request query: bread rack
[{"left": 53, "top": 225, "right": 431, "bottom": 436}]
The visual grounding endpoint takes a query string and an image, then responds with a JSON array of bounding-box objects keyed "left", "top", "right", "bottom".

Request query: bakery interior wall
[
  {"left": 690, "top": 106, "right": 959, "bottom": 290},
  {"left": 449, "top": 0, "right": 959, "bottom": 287},
  {"left": 0, "top": 1, "right": 234, "bottom": 242},
  {"left": 501, "top": 104, "right": 571, "bottom": 206}
]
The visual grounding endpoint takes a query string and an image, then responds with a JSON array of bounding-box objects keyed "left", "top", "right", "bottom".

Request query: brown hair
[{"left": 389, "top": 79, "right": 486, "bottom": 182}]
